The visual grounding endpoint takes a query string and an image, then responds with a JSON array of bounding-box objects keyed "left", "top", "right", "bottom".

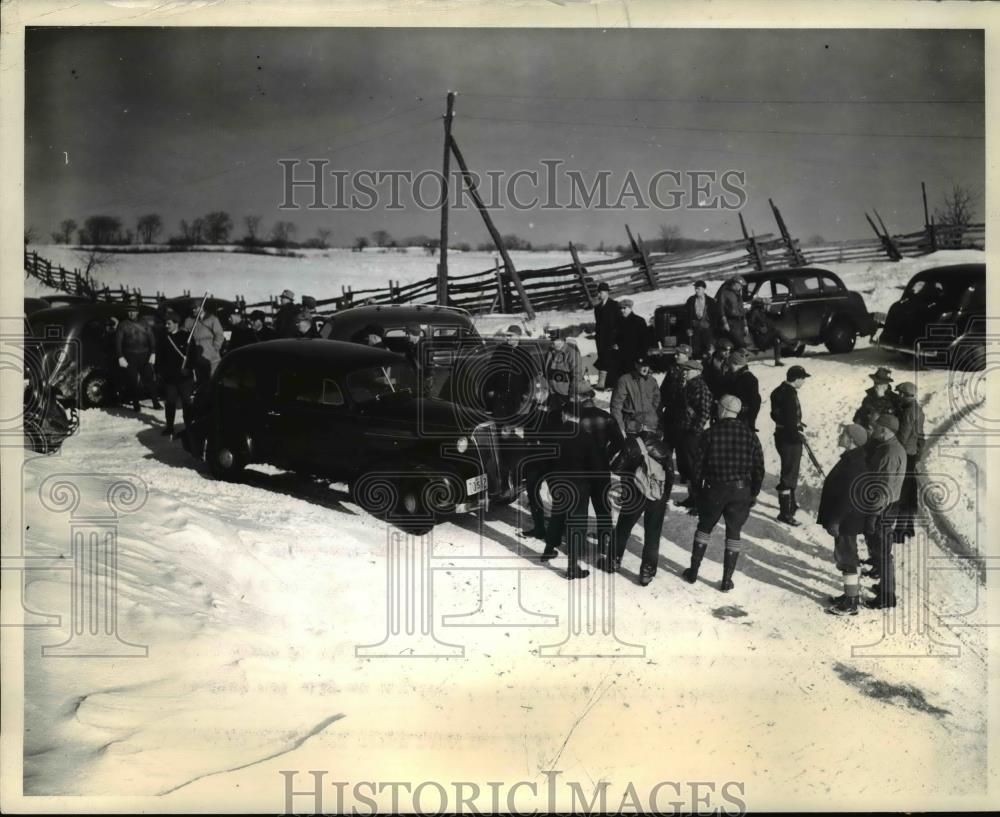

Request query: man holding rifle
[{"left": 769, "top": 365, "right": 811, "bottom": 527}]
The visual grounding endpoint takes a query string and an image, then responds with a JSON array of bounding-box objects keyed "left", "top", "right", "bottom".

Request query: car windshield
[{"left": 345, "top": 361, "right": 419, "bottom": 404}]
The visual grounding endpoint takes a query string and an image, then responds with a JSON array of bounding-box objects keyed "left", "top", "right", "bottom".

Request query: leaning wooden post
[
  {"left": 448, "top": 133, "right": 534, "bottom": 319},
  {"left": 568, "top": 242, "right": 595, "bottom": 307},
  {"left": 768, "top": 198, "right": 806, "bottom": 267},
  {"left": 873, "top": 208, "right": 903, "bottom": 260},
  {"left": 437, "top": 91, "right": 455, "bottom": 306},
  {"left": 625, "top": 224, "right": 656, "bottom": 289},
  {"left": 493, "top": 257, "right": 510, "bottom": 312},
  {"left": 739, "top": 213, "right": 766, "bottom": 271}
]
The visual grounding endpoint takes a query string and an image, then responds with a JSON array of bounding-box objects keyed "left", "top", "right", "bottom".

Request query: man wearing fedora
[
  {"left": 853, "top": 367, "right": 899, "bottom": 433},
  {"left": 274, "top": 288, "right": 299, "bottom": 338},
  {"left": 769, "top": 364, "right": 811, "bottom": 526}
]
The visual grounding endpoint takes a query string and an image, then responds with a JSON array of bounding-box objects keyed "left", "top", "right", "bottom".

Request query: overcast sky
[{"left": 25, "top": 27, "right": 983, "bottom": 247}]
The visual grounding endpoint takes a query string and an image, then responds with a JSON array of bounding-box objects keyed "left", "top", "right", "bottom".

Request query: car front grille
[{"left": 471, "top": 421, "right": 503, "bottom": 492}]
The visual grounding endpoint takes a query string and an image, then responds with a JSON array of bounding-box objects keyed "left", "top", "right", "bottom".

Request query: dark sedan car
[
  {"left": 26, "top": 302, "right": 162, "bottom": 407},
  {"left": 878, "top": 263, "right": 985, "bottom": 370},
  {"left": 39, "top": 293, "right": 95, "bottom": 308},
  {"left": 183, "top": 339, "right": 512, "bottom": 529},
  {"left": 655, "top": 268, "right": 879, "bottom": 354},
  {"left": 24, "top": 297, "right": 51, "bottom": 316}
]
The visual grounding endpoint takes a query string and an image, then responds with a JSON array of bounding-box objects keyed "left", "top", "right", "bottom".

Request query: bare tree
[
  {"left": 316, "top": 228, "right": 332, "bottom": 249},
  {"left": 179, "top": 218, "right": 206, "bottom": 245},
  {"left": 354, "top": 235, "right": 370, "bottom": 251},
  {"left": 371, "top": 229, "right": 392, "bottom": 248},
  {"left": 658, "top": 224, "right": 681, "bottom": 253},
  {"left": 203, "top": 211, "right": 233, "bottom": 244},
  {"left": 77, "top": 246, "right": 115, "bottom": 283},
  {"left": 934, "top": 184, "right": 978, "bottom": 229},
  {"left": 243, "top": 215, "right": 262, "bottom": 245},
  {"left": 57, "top": 219, "right": 77, "bottom": 244},
  {"left": 83, "top": 215, "right": 123, "bottom": 245},
  {"left": 271, "top": 220, "right": 297, "bottom": 249},
  {"left": 136, "top": 213, "right": 163, "bottom": 244},
  {"left": 24, "top": 225, "right": 37, "bottom": 245}
]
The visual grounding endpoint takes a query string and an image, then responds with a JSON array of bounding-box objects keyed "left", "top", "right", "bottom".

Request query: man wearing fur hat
[
  {"left": 821, "top": 424, "right": 872, "bottom": 616},
  {"left": 862, "top": 413, "right": 907, "bottom": 608},
  {"left": 682, "top": 394, "right": 764, "bottom": 592}
]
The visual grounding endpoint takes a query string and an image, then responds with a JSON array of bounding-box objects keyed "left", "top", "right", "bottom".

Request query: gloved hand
[{"left": 118, "top": 356, "right": 128, "bottom": 368}]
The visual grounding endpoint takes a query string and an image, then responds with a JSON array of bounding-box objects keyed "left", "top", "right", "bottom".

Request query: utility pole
[{"left": 437, "top": 91, "right": 455, "bottom": 306}]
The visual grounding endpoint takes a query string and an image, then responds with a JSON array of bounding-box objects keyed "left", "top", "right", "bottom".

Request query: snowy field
[{"left": 17, "top": 249, "right": 990, "bottom": 809}]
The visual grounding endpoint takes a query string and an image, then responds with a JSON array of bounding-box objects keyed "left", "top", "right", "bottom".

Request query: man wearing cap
[
  {"left": 746, "top": 296, "right": 785, "bottom": 367},
  {"left": 248, "top": 310, "right": 275, "bottom": 343},
  {"left": 593, "top": 282, "right": 621, "bottom": 390},
  {"left": 658, "top": 344, "right": 691, "bottom": 477},
  {"left": 703, "top": 338, "right": 733, "bottom": 399},
  {"left": 225, "top": 309, "right": 256, "bottom": 353},
  {"left": 274, "top": 288, "right": 299, "bottom": 338},
  {"left": 769, "top": 365, "right": 811, "bottom": 526},
  {"left": 544, "top": 326, "right": 588, "bottom": 412},
  {"left": 613, "top": 299, "right": 650, "bottom": 375},
  {"left": 852, "top": 367, "right": 898, "bottom": 432},
  {"left": 717, "top": 275, "right": 749, "bottom": 349},
  {"left": 676, "top": 359, "right": 714, "bottom": 510},
  {"left": 683, "top": 394, "right": 765, "bottom": 592},
  {"left": 116, "top": 302, "right": 161, "bottom": 412},
  {"left": 893, "top": 381, "right": 925, "bottom": 541},
  {"left": 863, "top": 413, "right": 907, "bottom": 609},
  {"left": 820, "top": 424, "right": 872, "bottom": 616},
  {"left": 484, "top": 325, "right": 536, "bottom": 422},
  {"left": 610, "top": 355, "right": 661, "bottom": 440},
  {"left": 727, "top": 350, "right": 761, "bottom": 430},
  {"left": 684, "top": 280, "right": 718, "bottom": 359}
]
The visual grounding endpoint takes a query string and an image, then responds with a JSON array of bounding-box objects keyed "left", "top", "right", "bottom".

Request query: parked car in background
[
  {"left": 878, "top": 263, "right": 986, "bottom": 370},
  {"left": 39, "top": 293, "right": 95, "bottom": 308},
  {"left": 654, "top": 267, "right": 880, "bottom": 355},
  {"left": 24, "top": 297, "right": 51, "bottom": 316},
  {"left": 182, "top": 339, "right": 513, "bottom": 530},
  {"left": 25, "top": 302, "right": 163, "bottom": 407},
  {"left": 162, "top": 295, "right": 239, "bottom": 324}
]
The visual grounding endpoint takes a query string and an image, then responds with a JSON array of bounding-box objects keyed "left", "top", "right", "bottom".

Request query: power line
[
  {"left": 460, "top": 113, "right": 983, "bottom": 141},
  {"left": 461, "top": 92, "right": 984, "bottom": 105}
]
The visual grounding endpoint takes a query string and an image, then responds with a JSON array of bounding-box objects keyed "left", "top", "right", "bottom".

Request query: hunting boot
[
  {"left": 639, "top": 564, "right": 655, "bottom": 587},
  {"left": 682, "top": 530, "right": 710, "bottom": 583},
  {"left": 720, "top": 543, "right": 741, "bottom": 592},
  {"left": 826, "top": 573, "right": 860, "bottom": 616},
  {"left": 777, "top": 491, "right": 800, "bottom": 527}
]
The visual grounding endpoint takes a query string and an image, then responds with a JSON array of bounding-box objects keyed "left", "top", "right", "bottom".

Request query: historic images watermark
[
  {"left": 278, "top": 159, "right": 748, "bottom": 212},
  {"left": 279, "top": 769, "right": 748, "bottom": 815}
]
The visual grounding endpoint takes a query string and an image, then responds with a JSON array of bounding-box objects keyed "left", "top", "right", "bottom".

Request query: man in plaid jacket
[
  {"left": 675, "top": 359, "right": 713, "bottom": 510},
  {"left": 682, "top": 394, "right": 765, "bottom": 592}
]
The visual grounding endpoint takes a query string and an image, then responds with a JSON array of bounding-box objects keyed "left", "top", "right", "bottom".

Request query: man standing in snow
[
  {"left": 274, "top": 288, "right": 299, "bottom": 338},
  {"left": 544, "top": 326, "right": 589, "bottom": 412},
  {"left": 682, "top": 394, "right": 765, "bottom": 592},
  {"left": 593, "top": 282, "right": 621, "bottom": 390},
  {"left": 676, "top": 359, "right": 714, "bottom": 511},
  {"left": 156, "top": 310, "right": 195, "bottom": 437},
  {"left": 247, "top": 310, "right": 275, "bottom": 343},
  {"left": 717, "top": 275, "right": 749, "bottom": 349},
  {"left": 727, "top": 349, "right": 760, "bottom": 430},
  {"left": 684, "top": 279, "right": 717, "bottom": 359},
  {"left": 610, "top": 355, "right": 661, "bottom": 440},
  {"left": 893, "top": 381, "right": 925, "bottom": 541},
  {"left": 613, "top": 299, "right": 650, "bottom": 375},
  {"left": 821, "top": 424, "right": 872, "bottom": 617},
  {"left": 115, "top": 302, "right": 161, "bottom": 412},
  {"left": 484, "top": 325, "right": 535, "bottom": 422},
  {"left": 225, "top": 309, "right": 256, "bottom": 353},
  {"left": 769, "top": 365, "right": 811, "bottom": 526},
  {"left": 862, "top": 413, "right": 907, "bottom": 609},
  {"left": 184, "top": 302, "right": 226, "bottom": 385},
  {"left": 658, "top": 343, "right": 691, "bottom": 477},
  {"left": 703, "top": 337, "right": 733, "bottom": 400},
  {"left": 852, "top": 367, "right": 898, "bottom": 433}
]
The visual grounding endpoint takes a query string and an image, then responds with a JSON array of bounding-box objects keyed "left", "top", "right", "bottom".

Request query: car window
[
  {"left": 820, "top": 275, "right": 842, "bottom": 293},
  {"left": 794, "top": 276, "right": 822, "bottom": 295},
  {"left": 320, "top": 378, "right": 345, "bottom": 406},
  {"left": 345, "top": 362, "right": 418, "bottom": 404},
  {"left": 770, "top": 281, "right": 791, "bottom": 302},
  {"left": 747, "top": 280, "right": 767, "bottom": 301},
  {"left": 222, "top": 363, "right": 257, "bottom": 392}
]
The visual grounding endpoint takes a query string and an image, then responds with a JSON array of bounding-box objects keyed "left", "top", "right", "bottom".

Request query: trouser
[
  {"left": 833, "top": 533, "right": 860, "bottom": 574},
  {"left": 725, "top": 319, "right": 749, "bottom": 350},
  {"left": 676, "top": 428, "right": 703, "bottom": 489},
  {"left": 689, "top": 325, "right": 714, "bottom": 359},
  {"left": 697, "top": 483, "right": 752, "bottom": 540},
  {"left": 121, "top": 353, "right": 156, "bottom": 404},
  {"left": 613, "top": 478, "right": 668, "bottom": 573},
  {"left": 865, "top": 506, "right": 896, "bottom": 599},
  {"left": 163, "top": 379, "right": 194, "bottom": 430},
  {"left": 775, "top": 438, "right": 802, "bottom": 493},
  {"left": 895, "top": 455, "right": 920, "bottom": 535},
  {"left": 589, "top": 476, "right": 613, "bottom": 557},
  {"left": 545, "top": 479, "right": 591, "bottom": 569},
  {"left": 524, "top": 458, "right": 549, "bottom": 532}
]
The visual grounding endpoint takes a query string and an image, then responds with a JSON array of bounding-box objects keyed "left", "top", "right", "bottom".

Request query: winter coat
[
  {"left": 274, "top": 302, "right": 300, "bottom": 339},
  {"left": 817, "top": 446, "right": 869, "bottom": 535},
  {"left": 484, "top": 342, "right": 535, "bottom": 418},
  {"left": 226, "top": 323, "right": 259, "bottom": 353},
  {"left": 681, "top": 376, "right": 714, "bottom": 432},
  {"left": 593, "top": 298, "right": 621, "bottom": 367},
  {"left": 545, "top": 343, "right": 587, "bottom": 399},
  {"left": 852, "top": 386, "right": 898, "bottom": 431},
  {"left": 184, "top": 312, "right": 225, "bottom": 364},
  {"left": 896, "top": 398, "right": 925, "bottom": 457},
  {"left": 729, "top": 368, "right": 761, "bottom": 429},
  {"left": 157, "top": 329, "right": 195, "bottom": 386},
  {"left": 685, "top": 293, "right": 718, "bottom": 331},
  {"left": 610, "top": 371, "right": 660, "bottom": 436},
  {"left": 658, "top": 362, "right": 687, "bottom": 429},
  {"left": 703, "top": 355, "right": 729, "bottom": 399},
  {"left": 865, "top": 435, "right": 907, "bottom": 508},
  {"left": 614, "top": 312, "right": 650, "bottom": 368},
  {"left": 115, "top": 318, "right": 156, "bottom": 358},
  {"left": 770, "top": 381, "right": 802, "bottom": 444},
  {"left": 718, "top": 285, "right": 747, "bottom": 333}
]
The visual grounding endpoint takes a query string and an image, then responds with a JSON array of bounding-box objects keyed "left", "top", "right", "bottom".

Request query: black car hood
[
  {"left": 881, "top": 298, "right": 957, "bottom": 347},
  {"left": 358, "top": 394, "right": 473, "bottom": 435}
]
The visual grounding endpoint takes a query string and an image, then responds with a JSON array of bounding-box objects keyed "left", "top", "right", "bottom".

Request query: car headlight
[{"left": 456, "top": 436, "right": 469, "bottom": 453}]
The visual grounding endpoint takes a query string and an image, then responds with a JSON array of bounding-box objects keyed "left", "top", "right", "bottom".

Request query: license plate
[{"left": 466, "top": 474, "right": 488, "bottom": 496}]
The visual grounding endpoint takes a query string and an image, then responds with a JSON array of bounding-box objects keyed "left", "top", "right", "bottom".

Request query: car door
[
  {"left": 789, "top": 273, "right": 826, "bottom": 340},
  {"left": 764, "top": 278, "right": 797, "bottom": 341}
]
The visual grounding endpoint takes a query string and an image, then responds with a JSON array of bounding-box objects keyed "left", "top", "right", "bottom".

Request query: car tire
[
  {"left": 395, "top": 478, "right": 435, "bottom": 534},
  {"left": 207, "top": 435, "right": 246, "bottom": 481},
  {"left": 824, "top": 321, "right": 857, "bottom": 354},
  {"left": 81, "top": 371, "right": 113, "bottom": 408}
]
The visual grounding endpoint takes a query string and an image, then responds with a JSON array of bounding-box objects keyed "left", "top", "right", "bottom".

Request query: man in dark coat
[
  {"left": 274, "top": 288, "right": 299, "bottom": 338},
  {"left": 225, "top": 310, "right": 257, "bottom": 353},
  {"left": 852, "top": 367, "right": 898, "bottom": 433},
  {"left": 717, "top": 275, "right": 749, "bottom": 349},
  {"left": 115, "top": 302, "right": 161, "bottom": 412},
  {"left": 727, "top": 350, "right": 760, "bottom": 430},
  {"left": 684, "top": 280, "right": 717, "bottom": 359},
  {"left": 613, "top": 299, "right": 650, "bottom": 375},
  {"left": 682, "top": 394, "right": 765, "bottom": 592},
  {"left": 893, "top": 381, "right": 925, "bottom": 541},
  {"left": 247, "top": 310, "right": 276, "bottom": 344},
  {"left": 676, "top": 359, "right": 714, "bottom": 510},
  {"left": 156, "top": 310, "right": 196, "bottom": 437},
  {"left": 702, "top": 337, "right": 733, "bottom": 399},
  {"left": 484, "top": 325, "right": 536, "bottom": 423},
  {"left": 769, "top": 364, "right": 811, "bottom": 526},
  {"left": 863, "top": 414, "right": 907, "bottom": 609},
  {"left": 593, "top": 283, "right": 621, "bottom": 390},
  {"left": 658, "top": 344, "right": 691, "bottom": 479},
  {"left": 821, "top": 424, "right": 872, "bottom": 616}
]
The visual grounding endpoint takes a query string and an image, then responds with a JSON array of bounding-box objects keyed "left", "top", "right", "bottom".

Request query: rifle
[
  {"left": 181, "top": 291, "right": 209, "bottom": 371},
  {"left": 800, "top": 432, "right": 825, "bottom": 478}
]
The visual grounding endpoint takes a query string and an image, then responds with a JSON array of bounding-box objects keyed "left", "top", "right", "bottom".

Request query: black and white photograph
[{"left": 1, "top": 1, "right": 997, "bottom": 813}]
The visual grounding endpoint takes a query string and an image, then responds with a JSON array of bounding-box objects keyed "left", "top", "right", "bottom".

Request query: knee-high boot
[
  {"left": 683, "top": 530, "right": 710, "bottom": 583},
  {"left": 721, "top": 542, "right": 742, "bottom": 592}
]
